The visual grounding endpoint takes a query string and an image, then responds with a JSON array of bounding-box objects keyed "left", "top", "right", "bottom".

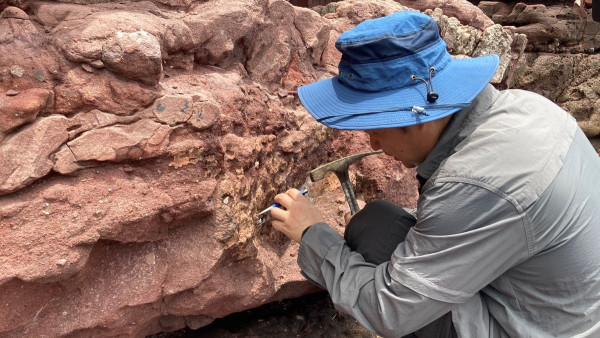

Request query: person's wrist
[{"left": 301, "top": 225, "right": 312, "bottom": 240}]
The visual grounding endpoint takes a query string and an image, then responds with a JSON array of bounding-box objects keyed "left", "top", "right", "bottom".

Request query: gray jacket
[{"left": 298, "top": 85, "right": 600, "bottom": 337}]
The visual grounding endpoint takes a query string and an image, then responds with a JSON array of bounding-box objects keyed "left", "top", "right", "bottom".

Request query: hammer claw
[{"left": 309, "top": 150, "right": 383, "bottom": 215}]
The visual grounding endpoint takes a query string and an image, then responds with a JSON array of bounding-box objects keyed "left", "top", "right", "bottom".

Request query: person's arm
[
  {"left": 297, "top": 182, "right": 530, "bottom": 336},
  {"left": 299, "top": 223, "right": 456, "bottom": 336}
]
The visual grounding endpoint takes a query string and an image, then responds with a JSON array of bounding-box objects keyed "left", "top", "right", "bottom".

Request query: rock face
[{"left": 0, "top": 0, "right": 596, "bottom": 337}]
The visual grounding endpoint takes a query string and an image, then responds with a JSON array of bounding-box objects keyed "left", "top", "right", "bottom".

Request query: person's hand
[
  {"left": 343, "top": 199, "right": 366, "bottom": 225},
  {"left": 271, "top": 189, "right": 325, "bottom": 243}
]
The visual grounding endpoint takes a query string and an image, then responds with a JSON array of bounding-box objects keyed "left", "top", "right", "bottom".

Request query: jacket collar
[{"left": 417, "top": 84, "right": 500, "bottom": 182}]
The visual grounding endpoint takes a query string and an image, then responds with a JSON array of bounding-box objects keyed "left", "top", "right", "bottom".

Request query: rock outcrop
[
  {"left": 0, "top": 1, "right": 413, "bottom": 336},
  {"left": 0, "top": 0, "right": 596, "bottom": 337}
]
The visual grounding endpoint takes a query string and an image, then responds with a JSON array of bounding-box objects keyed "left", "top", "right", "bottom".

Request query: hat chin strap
[{"left": 316, "top": 103, "right": 471, "bottom": 122}]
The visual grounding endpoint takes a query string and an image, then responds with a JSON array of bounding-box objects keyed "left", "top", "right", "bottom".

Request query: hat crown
[
  {"left": 335, "top": 11, "right": 450, "bottom": 92},
  {"left": 296, "top": 10, "right": 500, "bottom": 130}
]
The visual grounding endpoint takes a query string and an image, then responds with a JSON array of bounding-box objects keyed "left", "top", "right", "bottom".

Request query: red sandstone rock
[
  {"left": 151, "top": 95, "right": 195, "bottom": 126},
  {"left": 187, "top": 101, "right": 220, "bottom": 131},
  {"left": 66, "top": 119, "right": 172, "bottom": 162},
  {"left": 0, "top": 116, "right": 69, "bottom": 195},
  {"left": 53, "top": 68, "right": 158, "bottom": 115},
  {"left": 0, "top": 6, "right": 59, "bottom": 90},
  {"left": 0, "top": 88, "right": 52, "bottom": 133}
]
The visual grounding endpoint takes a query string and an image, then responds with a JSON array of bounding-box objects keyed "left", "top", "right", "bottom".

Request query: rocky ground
[{"left": 150, "top": 291, "right": 377, "bottom": 337}]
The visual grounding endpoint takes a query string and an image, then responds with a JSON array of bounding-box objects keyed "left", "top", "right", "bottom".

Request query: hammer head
[{"left": 309, "top": 150, "right": 383, "bottom": 182}]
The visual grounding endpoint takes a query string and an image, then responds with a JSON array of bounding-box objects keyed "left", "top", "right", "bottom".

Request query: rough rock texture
[
  {"left": 0, "top": 1, "right": 412, "bottom": 336},
  {"left": 0, "top": 0, "right": 596, "bottom": 337},
  {"left": 398, "top": 0, "right": 496, "bottom": 30}
]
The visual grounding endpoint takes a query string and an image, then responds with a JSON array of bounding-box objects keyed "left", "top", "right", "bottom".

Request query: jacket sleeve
[
  {"left": 297, "top": 181, "right": 530, "bottom": 337},
  {"left": 299, "top": 222, "right": 456, "bottom": 336}
]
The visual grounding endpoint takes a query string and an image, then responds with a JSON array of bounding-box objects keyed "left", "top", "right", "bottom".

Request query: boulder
[
  {"left": 0, "top": 6, "right": 59, "bottom": 92},
  {"left": 0, "top": 88, "right": 53, "bottom": 133},
  {"left": 0, "top": 116, "right": 68, "bottom": 195},
  {"left": 101, "top": 30, "right": 163, "bottom": 85}
]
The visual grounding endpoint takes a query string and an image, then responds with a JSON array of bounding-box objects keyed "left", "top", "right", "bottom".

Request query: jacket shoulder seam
[{"left": 426, "top": 176, "right": 534, "bottom": 258}]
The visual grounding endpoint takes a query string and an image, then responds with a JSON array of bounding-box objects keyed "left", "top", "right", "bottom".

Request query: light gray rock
[
  {"left": 101, "top": 30, "right": 163, "bottom": 84},
  {"left": 473, "top": 24, "right": 514, "bottom": 84}
]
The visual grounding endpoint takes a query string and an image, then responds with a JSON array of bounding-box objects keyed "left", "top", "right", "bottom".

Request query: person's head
[
  {"left": 365, "top": 115, "right": 452, "bottom": 168},
  {"left": 297, "top": 11, "right": 499, "bottom": 166}
]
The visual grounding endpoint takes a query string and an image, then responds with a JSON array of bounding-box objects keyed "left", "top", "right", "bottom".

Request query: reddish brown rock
[
  {"left": 65, "top": 109, "right": 144, "bottom": 140},
  {"left": 293, "top": 6, "right": 330, "bottom": 64},
  {"left": 184, "top": 0, "right": 329, "bottom": 88},
  {"left": 246, "top": 0, "right": 312, "bottom": 86},
  {"left": 1, "top": 241, "right": 167, "bottom": 337},
  {"left": 184, "top": 0, "right": 264, "bottom": 67},
  {"left": 153, "top": 0, "right": 194, "bottom": 7},
  {"left": 0, "top": 116, "right": 68, "bottom": 195},
  {"left": 221, "top": 133, "right": 257, "bottom": 167},
  {"left": 317, "top": 0, "right": 408, "bottom": 74},
  {"left": 39, "top": 2, "right": 194, "bottom": 85},
  {"left": 0, "top": 1, "right": 419, "bottom": 336},
  {"left": 0, "top": 166, "right": 217, "bottom": 283},
  {"left": 334, "top": 0, "right": 407, "bottom": 25},
  {"left": 151, "top": 95, "right": 195, "bottom": 126},
  {"left": 0, "top": 88, "right": 52, "bottom": 133},
  {"left": 0, "top": 6, "right": 59, "bottom": 90},
  {"left": 67, "top": 119, "right": 172, "bottom": 162},
  {"left": 53, "top": 68, "right": 158, "bottom": 115},
  {"left": 187, "top": 101, "right": 221, "bottom": 131}
]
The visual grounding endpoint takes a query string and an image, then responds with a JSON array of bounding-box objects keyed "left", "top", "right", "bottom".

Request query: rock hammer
[{"left": 309, "top": 150, "right": 383, "bottom": 215}]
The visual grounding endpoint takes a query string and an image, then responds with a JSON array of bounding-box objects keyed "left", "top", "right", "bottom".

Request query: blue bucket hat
[{"left": 298, "top": 10, "right": 499, "bottom": 130}]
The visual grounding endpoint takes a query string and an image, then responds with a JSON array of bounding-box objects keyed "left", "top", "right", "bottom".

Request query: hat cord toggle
[{"left": 410, "top": 67, "right": 439, "bottom": 103}]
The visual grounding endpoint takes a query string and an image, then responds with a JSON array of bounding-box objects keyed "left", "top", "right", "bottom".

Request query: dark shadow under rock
[{"left": 149, "top": 291, "right": 376, "bottom": 337}]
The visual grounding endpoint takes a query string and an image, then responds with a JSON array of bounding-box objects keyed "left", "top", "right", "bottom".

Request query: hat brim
[{"left": 298, "top": 54, "right": 499, "bottom": 130}]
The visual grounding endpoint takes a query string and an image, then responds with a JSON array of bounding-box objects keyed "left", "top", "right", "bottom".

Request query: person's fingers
[
  {"left": 286, "top": 188, "right": 304, "bottom": 200},
  {"left": 271, "top": 219, "right": 293, "bottom": 240},
  {"left": 270, "top": 205, "right": 287, "bottom": 221},
  {"left": 271, "top": 219, "right": 283, "bottom": 231},
  {"left": 344, "top": 212, "right": 352, "bottom": 225},
  {"left": 274, "top": 193, "right": 294, "bottom": 209}
]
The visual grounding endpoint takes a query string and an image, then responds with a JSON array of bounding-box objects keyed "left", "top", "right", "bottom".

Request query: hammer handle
[{"left": 336, "top": 170, "right": 360, "bottom": 215}]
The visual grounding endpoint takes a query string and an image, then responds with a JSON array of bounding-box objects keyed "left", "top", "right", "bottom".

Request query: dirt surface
[{"left": 150, "top": 291, "right": 377, "bottom": 337}]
